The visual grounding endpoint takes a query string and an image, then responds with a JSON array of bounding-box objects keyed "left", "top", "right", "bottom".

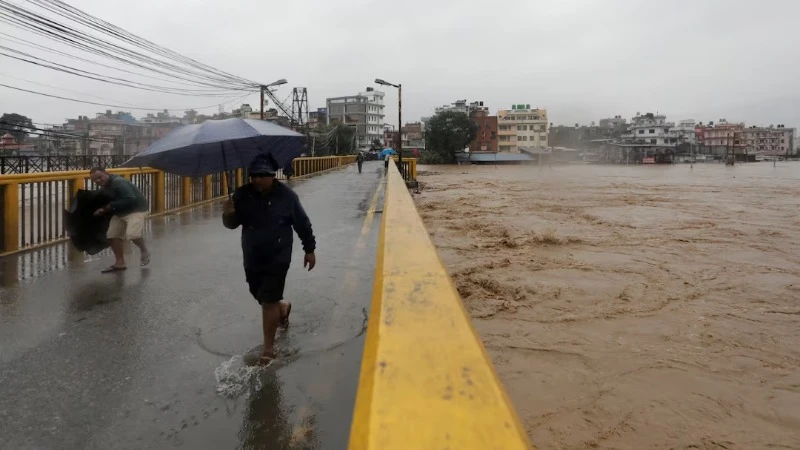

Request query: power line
[
  {"left": 0, "top": 82, "right": 258, "bottom": 111},
  {"left": 0, "top": 45, "right": 249, "bottom": 96},
  {"left": 0, "top": 30, "right": 236, "bottom": 90},
  {"left": 0, "top": 0, "right": 260, "bottom": 91},
  {"left": 0, "top": 71, "right": 143, "bottom": 106}
]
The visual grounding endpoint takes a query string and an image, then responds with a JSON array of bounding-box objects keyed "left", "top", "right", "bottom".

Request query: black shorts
[{"left": 245, "top": 265, "right": 289, "bottom": 304}]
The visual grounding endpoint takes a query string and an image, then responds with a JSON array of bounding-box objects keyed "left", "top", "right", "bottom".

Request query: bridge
[{"left": 0, "top": 157, "right": 532, "bottom": 449}]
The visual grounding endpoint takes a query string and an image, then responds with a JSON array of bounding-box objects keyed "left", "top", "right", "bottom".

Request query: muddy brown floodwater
[{"left": 414, "top": 162, "right": 800, "bottom": 450}]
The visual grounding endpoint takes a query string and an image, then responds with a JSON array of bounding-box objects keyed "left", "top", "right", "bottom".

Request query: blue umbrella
[
  {"left": 379, "top": 148, "right": 396, "bottom": 158},
  {"left": 121, "top": 118, "right": 305, "bottom": 177}
]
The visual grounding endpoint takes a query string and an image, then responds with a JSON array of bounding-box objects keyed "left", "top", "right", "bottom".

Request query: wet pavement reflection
[{"left": 0, "top": 162, "right": 386, "bottom": 450}]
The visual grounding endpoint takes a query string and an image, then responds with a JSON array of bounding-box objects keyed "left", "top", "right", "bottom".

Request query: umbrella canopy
[
  {"left": 121, "top": 118, "right": 306, "bottom": 177},
  {"left": 379, "top": 148, "right": 396, "bottom": 158}
]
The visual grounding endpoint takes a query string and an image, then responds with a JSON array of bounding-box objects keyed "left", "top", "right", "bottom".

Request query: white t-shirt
[{"left": 384, "top": 154, "right": 391, "bottom": 161}]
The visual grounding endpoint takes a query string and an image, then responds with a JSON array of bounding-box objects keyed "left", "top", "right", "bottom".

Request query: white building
[
  {"left": 326, "top": 87, "right": 385, "bottom": 148},
  {"left": 622, "top": 112, "right": 680, "bottom": 147},
  {"left": 671, "top": 119, "right": 698, "bottom": 145}
]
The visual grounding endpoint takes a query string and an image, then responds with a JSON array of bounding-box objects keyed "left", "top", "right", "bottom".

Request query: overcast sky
[{"left": 1, "top": 0, "right": 799, "bottom": 129}]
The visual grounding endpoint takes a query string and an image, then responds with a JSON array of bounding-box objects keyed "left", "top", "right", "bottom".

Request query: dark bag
[{"left": 64, "top": 189, "right": 113, "bottom": 255}]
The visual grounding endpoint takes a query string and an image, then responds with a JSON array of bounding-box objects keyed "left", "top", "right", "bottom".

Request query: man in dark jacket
[
  {"left": 90, "top": 167, "right": 151, "bottom": 273},
  {"left": 222, "top": 154, "right": 316, "bottom": 364},
  {"left": 356, "top": 151, "right": 365, "bottom": 173}
]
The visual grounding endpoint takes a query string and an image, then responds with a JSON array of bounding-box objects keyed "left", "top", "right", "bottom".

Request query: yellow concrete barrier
[{"left": 349, "top": 162, "right": 533, "bottom": 450}]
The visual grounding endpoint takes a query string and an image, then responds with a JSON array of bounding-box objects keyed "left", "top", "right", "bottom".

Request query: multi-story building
[
  {"left": 599, "top": 115, "right": 626, "bottom": 129},
  {"left": 469, "top": 109, "right": 498, "bottom": 153},
  {"left": 308, "top": 108, "right": 327, "bottom": 129},
  {"left": 326, "top": 87, "right": 385, "bottom": 148},
  {"left": 434, "top": 99, "right": 469, "bottom": 115},
  {"left": 700, "top": 120, "right": 745, "bottom": 156},
  {"left": 401, "top": 122, "right": 425, "bottom": 152},
  {"left": 672, "top": 119, "right": 699, "bottom": 146},
  {"left": 88, "top": 113, "right": 126, "bottom": 155},
  {"left": 496, "top": 104, "right": 548, "bottom": 152},
  {"left": 742, "top": 125, "right": 795, "bottom": 156},
  {"left": 383, "top": 125, "right": 396, "bottom": 148},
  {"left": 141, "top": 109, "right": 183, "bottom": 125},
  {"left": 622, "top": 112, "right": 679, "bottom": 146}
]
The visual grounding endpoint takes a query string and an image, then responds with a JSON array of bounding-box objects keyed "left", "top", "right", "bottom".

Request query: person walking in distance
[
  {"left": 357, "top": 151, "right": 365, "bottom": 173},
  {"left": 89, "top": 167, "right": 151, "bottom": 273},
  {"left": 222, "top": 154, "right": 316, "bottom": 365},
  {"left": 384, "top": 152, "right": 391, "bottom": 171}
]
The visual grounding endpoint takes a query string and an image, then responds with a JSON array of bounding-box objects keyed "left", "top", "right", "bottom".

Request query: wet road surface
[{"left": 0, "top": 162, "right": 386, "bottom": 450}]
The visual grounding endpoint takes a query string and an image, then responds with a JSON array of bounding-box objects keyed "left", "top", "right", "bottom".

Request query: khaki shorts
[{"left": 107, "top": 212, "right": 148, "bottom": 240}]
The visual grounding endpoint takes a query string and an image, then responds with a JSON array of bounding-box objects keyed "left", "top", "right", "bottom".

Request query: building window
[
  {"left": 638, "top": 130, "right": 644, "bottom": 134},
  {"left": 649, "top": 129, "right": 655, "bottom": 134},
  {"left": 651, "top": 139, "right": 657, "bottom": 144}
]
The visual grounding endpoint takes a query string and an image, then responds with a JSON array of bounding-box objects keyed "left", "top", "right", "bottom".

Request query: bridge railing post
[
  {"left": 181, "top": 176, "right": 192, "bottom": 207},
  {"left": 203, "top": 175, "right": 212, "bottom": 200},
  {"left": 1, "top": 182, "right": 20, "bottom": 254},
  {"left": 153, "top": 171, "right": 166, "bottom": 213}
]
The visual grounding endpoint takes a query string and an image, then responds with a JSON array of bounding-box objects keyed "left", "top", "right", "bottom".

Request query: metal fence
[
  {"left": 392, "top": 157, "right": 417, "bottom": 181},
  {"left": 0, "top": 155, "right": 128, "bottom": 174},
  {"left": 1, "top": 155, "right": 357, "bottom": 255}
]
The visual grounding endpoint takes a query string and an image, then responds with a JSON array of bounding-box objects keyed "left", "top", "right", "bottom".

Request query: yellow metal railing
[
  {"left": 348, "top": 162, "right": 533, "bottom": 449},
  {"left": 0, "top": 156, "right": 356, "bottom": 255},
  {"left": 391, "top": 156, "right": 417, "bottom": 181}
]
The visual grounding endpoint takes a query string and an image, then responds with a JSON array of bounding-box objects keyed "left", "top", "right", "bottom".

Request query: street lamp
[
  {"left": 374, "top": 78, "right": 402, "bottom": 166},
  {"left": 261, "top": 79, "right": 288, "bottom": 120}
]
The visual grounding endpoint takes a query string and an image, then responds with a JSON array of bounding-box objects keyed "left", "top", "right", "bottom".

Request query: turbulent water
[{"left": 415, "top": 161, "right": 800, "bottom": 449}]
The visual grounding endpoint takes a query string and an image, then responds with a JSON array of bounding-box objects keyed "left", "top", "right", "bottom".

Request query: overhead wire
[
  {"left": 0, "top": 0, "right": 260, "bottom": 91},
  {"left": 0, "top": 82, "right": 258, "bottom": 112},
  {"left": 0, "top": 30, "right": 240, "bottom": 89},
  {"left": 0, "top": 0, "right": 289, "bottom": 123},
  {"left": 0, "top": 71, "right": 142, "bottom": 106},
  {"left": 0, "top": 46, "right": 249, "bottom": 96}
]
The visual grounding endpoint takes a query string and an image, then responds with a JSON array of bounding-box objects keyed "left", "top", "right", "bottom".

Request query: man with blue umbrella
[{"left": 222, "top": 154, "right": 316, "bottom": 365}]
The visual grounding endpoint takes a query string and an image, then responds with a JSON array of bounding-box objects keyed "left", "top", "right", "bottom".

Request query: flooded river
[{"left": 415, "top": 162, "right": 800, "bottom": 449}]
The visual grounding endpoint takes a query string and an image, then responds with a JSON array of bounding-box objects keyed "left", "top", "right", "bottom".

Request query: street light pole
[
  {"left": 260, "top": 79, "right": 288, "bottom": 120},
  {"left": 397, "top": 84, "right": 403, "bottom": 167},
  {"left": 375, "top": 78, "right": 403, "bottom": 168}
]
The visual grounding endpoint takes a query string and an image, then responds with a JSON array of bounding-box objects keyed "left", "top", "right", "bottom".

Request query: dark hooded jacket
[{"left": 222, "top": 181, "right": 315, "bottom": 269}]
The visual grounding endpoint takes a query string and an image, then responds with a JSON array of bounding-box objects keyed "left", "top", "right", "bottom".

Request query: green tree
[
  {"left": 423, "top": 111, "right": 477, "bottom": 164},
  {"left": 333, "top": 124, "right": 356, "bottom": 155},
  {"left": 1, "top": 112, "right": 34, "bottom": 144}
]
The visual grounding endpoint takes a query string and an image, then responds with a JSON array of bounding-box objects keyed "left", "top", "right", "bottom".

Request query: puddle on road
[{"left": 213, "top": 355, "right": 267, "bottom": 399}]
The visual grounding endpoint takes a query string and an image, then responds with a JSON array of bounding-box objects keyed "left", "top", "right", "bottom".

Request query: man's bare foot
[{"left": 258, "top": 350, "right": 276, "bottom": 366}]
